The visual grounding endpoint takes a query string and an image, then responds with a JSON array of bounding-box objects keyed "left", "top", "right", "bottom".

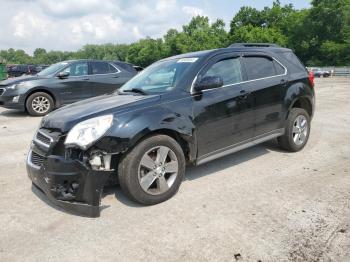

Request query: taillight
[{"left": 308, "top": 71, "right": 314, "bottom": 88}]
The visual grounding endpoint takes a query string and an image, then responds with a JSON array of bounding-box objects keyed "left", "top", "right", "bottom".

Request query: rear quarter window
[
  {"left": 278, "top": 51, "right": 306, "bottom": 74},
  {"left": 273, "top": 60, "right": 286, "bottom": 75}
]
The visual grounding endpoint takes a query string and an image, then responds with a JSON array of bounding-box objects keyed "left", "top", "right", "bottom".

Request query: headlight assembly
[
  {"left": 7, "top": 82, "right": 26, "bottom": 90},
  {"left": 7, "top": 84, "right": 17, "bottom": 90},
  {"left": 64, "top": 115, "right": 114, "bottom": 150}
]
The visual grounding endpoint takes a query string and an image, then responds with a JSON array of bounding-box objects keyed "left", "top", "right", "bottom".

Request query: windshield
[
  {"left": 119, "top": 57, "right": 198, "bottom": 94},
  {"left": 37, "top": 62, "right": 69, "bottom": 76}
]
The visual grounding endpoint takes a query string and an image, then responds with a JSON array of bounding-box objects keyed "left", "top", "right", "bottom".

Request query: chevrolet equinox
[
  {"left": 27, "top": 43, "right": 315, "bottom": 217},
  {"left": 0, "top": 59, "right": 137, "bottom": 116}
]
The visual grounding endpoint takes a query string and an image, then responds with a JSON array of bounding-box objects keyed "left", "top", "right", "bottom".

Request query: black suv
[
  {"left": 27, "top": 43, "right": 315, "bottom": 217},
  {"left": 0, "top": 60, "right": 137, "bottom": 116}
]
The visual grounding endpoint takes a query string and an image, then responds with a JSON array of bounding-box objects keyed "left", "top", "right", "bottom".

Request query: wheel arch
[
  {"left": 95, "top": 126, "right": 197, "bottom": 166},
  {"left": 130, "top": 128, "right": 196, "bottom": 164},
  {"left": 290, "top": 96, "right": 313, "bottom": 118},
  {"left": 24, "top": 88, "right": 58, "bottom": 111}
]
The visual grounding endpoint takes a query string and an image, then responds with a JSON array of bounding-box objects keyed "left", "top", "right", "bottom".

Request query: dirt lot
[{"left": 0, "top": 78, "right": 349, "bottom": 262}]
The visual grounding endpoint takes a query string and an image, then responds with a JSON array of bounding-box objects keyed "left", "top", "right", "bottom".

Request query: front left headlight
[
  {"left": 7, "top": 84, "right": 17, "bottom": 90},
  {"left": 65, "top": 115, "right": 114, "bottom": 150}
]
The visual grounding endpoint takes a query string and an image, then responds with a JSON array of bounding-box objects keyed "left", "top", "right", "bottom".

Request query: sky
[{"left": 0, "top": 0, "right": 311, "bottom": 54}]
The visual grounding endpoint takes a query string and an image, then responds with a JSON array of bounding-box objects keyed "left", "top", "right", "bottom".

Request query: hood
[
  {"left": 0, "top": 75, "right": 47, "bottom": 86},
  {"left": 41, "top": 93, "right": 161, "bottom": 132}
]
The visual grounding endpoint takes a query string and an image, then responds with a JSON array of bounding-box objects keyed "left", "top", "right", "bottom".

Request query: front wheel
[
  {"left": 278, "top": 108, "right": 311, "bottom": 152},
  {"left": 118, "top": 135, "right": 185, "bottom": 205},
  {"left": 26, "top": 92, "right": 54, "bottom": 116}
]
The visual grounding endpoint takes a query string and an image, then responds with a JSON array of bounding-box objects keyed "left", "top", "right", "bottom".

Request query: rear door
[
  {"left": 241, "top": 53, "right": 288, "bottom": 136},
  {"left": 89, "top": 61, "right": 124, "bottom": 96},
  {"left": 193, "top": 53, "right": 255, "bottom": 158}
]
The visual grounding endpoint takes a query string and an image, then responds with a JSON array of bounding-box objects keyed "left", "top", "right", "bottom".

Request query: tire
[
  {"left": 118, "top": 135, "right": 185, "bottom": 205},
  {"left": 26, "top": 92, "right": 54, "bottom": 116},
  {"left": 278, "top": 108, "right": 311, "bottom": 152}
]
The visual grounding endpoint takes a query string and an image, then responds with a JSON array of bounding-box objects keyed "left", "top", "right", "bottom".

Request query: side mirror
[
  {"left": 194, "top": 75, "right": 223, "bottom": 91},
  {"left": 57, "top": 71, "right": 69, "bottom": 79}
]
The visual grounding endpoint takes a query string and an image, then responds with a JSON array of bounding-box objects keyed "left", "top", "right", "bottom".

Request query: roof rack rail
[{"left": 229, "top": 43, "right": 280, "bottom": 48}]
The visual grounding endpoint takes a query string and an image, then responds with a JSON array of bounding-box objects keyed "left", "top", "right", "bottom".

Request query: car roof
[
  {"left": 160, "top": 43, "right": 292, "bottom": 62},
  {"left": 61, "top": 59, "right": 130, "bottom": 64}
]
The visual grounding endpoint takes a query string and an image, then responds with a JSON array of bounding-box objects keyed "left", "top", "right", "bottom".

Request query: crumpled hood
[
  {"left": 0, "top": 75, "right": 47, "bottom": 86},
  {"left": 41, "top": 93, "right": 161, "bottom": 132}
]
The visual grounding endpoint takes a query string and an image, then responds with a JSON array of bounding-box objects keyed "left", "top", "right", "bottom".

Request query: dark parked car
[
  {"left": 0, "top": 59, "right": 137, "bottom": 116},
  {"left": 7, "top": 64, "right": 38, "bottom": 78},
  {"left": 312, "top": 68, "right": 330, "bottom": 77},
  {"left": 27, "top": 43, "right": 315, "bottom": 217}
]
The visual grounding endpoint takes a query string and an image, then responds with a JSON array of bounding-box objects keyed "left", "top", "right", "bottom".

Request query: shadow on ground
[
  {"left": 0, "top": 109, "right": 29, "bottom": 118},
  {"left": 105, "top": 139, "right": 289, "bottom": 207}
]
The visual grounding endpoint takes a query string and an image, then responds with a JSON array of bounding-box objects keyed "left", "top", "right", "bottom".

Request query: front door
[
  {"left": 56, "top": 61, "right": 91, "bottom": 104},
  {"left": 192, "top": 54, "right": 255, "bottom": 158}
]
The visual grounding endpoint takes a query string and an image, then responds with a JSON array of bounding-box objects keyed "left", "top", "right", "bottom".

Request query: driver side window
[
  {"left": 203, "top": 58, "right": 242, "bottom": 86},
  {"left": 61, "top": 62, "right": 88, "bottom": 77}
]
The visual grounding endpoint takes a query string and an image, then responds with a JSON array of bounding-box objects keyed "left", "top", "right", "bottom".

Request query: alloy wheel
[
  {"left": 138, "top": 146, "right": 179, "bottom": 195},
  {"left": 292, "top": 115, "right": 308, "bottom": 146},
  {"left": 32, "top": 96, "right": 50, "bottom": 114}
]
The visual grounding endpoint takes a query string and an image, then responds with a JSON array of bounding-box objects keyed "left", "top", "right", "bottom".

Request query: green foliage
[
  {"left": 0, "top": 0, "right": 349, "bottom": 66},
  {"left": 126, "top": 38, "right": 166, "bottom": 67},
  {"left": 230, "top": 25, "right": 288, "bottom": 46}
]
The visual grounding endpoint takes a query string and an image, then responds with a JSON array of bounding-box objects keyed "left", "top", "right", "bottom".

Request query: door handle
[
  {"left": 83, "top": 78, "right": 90, "bottom": 81},
  {"left": 239, "top": 90, "right": 250, "bottom": 99},
  {"left": 280, "top": 79, "right": 288, "bottom": 86}
]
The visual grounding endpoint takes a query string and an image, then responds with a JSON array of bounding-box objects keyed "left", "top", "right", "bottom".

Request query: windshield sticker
[{"left": 177, "top": 58, "right": 198, "bottom": 63}]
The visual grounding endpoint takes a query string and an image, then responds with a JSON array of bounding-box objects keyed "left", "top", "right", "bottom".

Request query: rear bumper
[{"left": 26, "top": 149, "right": 113, "bottom": 217}]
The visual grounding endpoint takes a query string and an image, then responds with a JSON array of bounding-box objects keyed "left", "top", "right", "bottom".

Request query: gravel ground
[{"left": 0, "top": 77, "right": 349, "bottom": 262}]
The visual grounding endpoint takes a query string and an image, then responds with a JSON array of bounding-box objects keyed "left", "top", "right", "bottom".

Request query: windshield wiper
[{"left": 122, "top": 88, "right": 148, "bottom": 95}]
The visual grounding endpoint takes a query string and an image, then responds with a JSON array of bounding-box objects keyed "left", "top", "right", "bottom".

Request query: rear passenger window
[
  {"left": 244, "top": 57, "right": 276, "bottom": 80},
  {"left": 203, "top": 58, "right": 242, "bottom": 86},
  {"left": 91, "top": 62, "right": 118, "bottom": 75}
]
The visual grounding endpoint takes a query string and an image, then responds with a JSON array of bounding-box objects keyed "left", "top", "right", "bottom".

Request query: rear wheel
[
  {"left": 26, "top": 92, "right": 54, "bottom": 116},
  {"left": 278, "top": 108, "right": 310, "bottom": 152},
  {"left": 118, "top": 135, "right": 185, "bottom": 205}
]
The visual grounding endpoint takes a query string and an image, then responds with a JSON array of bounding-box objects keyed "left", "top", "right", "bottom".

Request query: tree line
[{"left": 1, "top": 0, "right": 349, "bottom": 67}]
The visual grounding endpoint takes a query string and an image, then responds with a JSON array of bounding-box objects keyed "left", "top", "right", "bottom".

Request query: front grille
[
  {"left": 0, "top": 88, "right": 4, "bottom": 96},
  {"left": 31, "top": 151, "right": 45, "bottom": 167},
  {"left": 36, "top": 131, "right": 51, "bottom": 145}
]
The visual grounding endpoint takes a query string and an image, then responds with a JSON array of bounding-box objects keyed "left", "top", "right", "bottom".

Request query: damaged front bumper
[{"left": 26, "top": 128, "right": 114, "bottom": 217}]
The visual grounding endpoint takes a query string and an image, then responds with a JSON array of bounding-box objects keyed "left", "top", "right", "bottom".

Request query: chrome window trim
[
  {"left": 56, "top": 62, "right": 121, "bottom": 78},
  {"left": 190, "top": 56, "right": 288, "bottom": 94}
]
